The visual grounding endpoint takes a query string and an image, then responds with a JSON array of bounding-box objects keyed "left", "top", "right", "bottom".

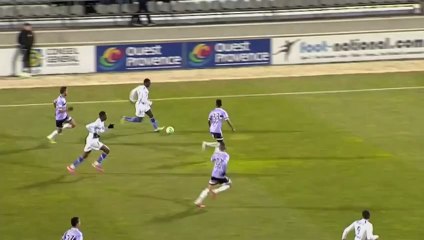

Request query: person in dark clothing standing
[
  {"left": 131, "top": 0, "right": 153, "bottom": 26},
  {"left": 17, "top": 23, "right": 35, "bottom": 77}
]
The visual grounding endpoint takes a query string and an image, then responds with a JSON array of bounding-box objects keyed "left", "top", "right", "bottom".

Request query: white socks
[
  {"left": 195, "top": 185, "right": 231, "bottom": 205},
  {"left": 48, "top": 124, "right": 72, "bottom": 139},
  {"left": 47, "top": 130, "right": 59, "bottom": 139},
  {"left": 212, "top": 185, "right": 230, "bottom": 194},
  {"left": 195, "top": 188, "right": 210, "bottom": 205}
]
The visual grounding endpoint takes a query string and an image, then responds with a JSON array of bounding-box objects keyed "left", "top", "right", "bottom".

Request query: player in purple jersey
[
  {"left": 202, "top": 99, "right": 235, "bottom": 151},
  {"left": 194, "top": 143, "right": 232, "bottom": 208},
  {"left": 47, "top": 86, "right": 76, "bottom": 144}
]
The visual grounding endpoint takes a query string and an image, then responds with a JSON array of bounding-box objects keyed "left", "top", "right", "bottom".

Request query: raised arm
[
  {"left": 129, "top": 87, "right": 138, "bottom": 103},
  {"left": 366, "top": 223, "right": 379, "bottom": 240},
  {"left": 342, "top": 222, "right": 355, "bottom": 240}
]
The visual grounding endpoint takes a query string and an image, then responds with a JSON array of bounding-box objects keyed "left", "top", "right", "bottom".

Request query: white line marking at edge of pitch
[{"left": 0, "top": 86, "right": 423, "bottom": 108}]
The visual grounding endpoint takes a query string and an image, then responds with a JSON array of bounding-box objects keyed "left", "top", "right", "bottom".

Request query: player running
[
  {"left": 194, "top": 143, "right": 232, "bottom": 208},
  {"left": 202, "top": 99, "right": 235, "bottom": 150},
  {"left": 61, "top": 217, "right": 83, "bottom": 240},
  {"left": 47, "top": 86, "right": 76, "bottom": 143},
  {"left": 121, "top": 78, "right": 164, "bottom": 132},
  {"left": 342, "top": 210, "right": 379, "bottom": 240},
  {"left": 67, "top": 111, "right": 114, "bottom": 174}
]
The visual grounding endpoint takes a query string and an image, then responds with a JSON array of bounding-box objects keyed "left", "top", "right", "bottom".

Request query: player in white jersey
[
  {"left": 342, "top": 210, "right": 379, "bottom": 240},
  {"left": 47, "top": 86, "right": 76, "bottom": 144},
  {"left": 122, "top": 78, "right": 164, "bottom": 132},
  {"left": 67, "top": 111, "right": 114, "bottom": 174},
  {"left": 202, "top": 99, "right": 235, "bottom": 150},
  {"left": 194, "top": 143, "right": 232, "bottom": 208},
  {"left": 61, "top": 217, "right": 83, "bottom": 240}
]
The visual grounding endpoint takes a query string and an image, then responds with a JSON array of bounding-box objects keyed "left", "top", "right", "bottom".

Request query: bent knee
[{"left": 103, "top": 147, "right": 110, "bottom": 154}]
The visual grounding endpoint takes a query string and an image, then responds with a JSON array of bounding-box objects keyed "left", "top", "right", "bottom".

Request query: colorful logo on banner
[
  {"left": 30, "top": 49, "right": 43, "bottom": 68},
  {"left": 188, "top": 43, "right": 213, "bottom": 67},
  {"left": 98, "top": 47, "right": 124, "bottom": 70},
  {"left": 96, "top": 43, "right": 183, "bottom": 72},
  {"left": 186, "top": 39, "right": 270, "bottom": 68}
]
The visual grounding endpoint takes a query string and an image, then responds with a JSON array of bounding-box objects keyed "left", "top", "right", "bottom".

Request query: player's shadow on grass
[
  {"left": 16, "top": 174, "right": 93, "bottom": 190},
  {"left": 0, "top": 158, "right": 57, "bottom": 171},
  {"left": 213, "top": 205, "right": 410, "bottom": 211},
  {"left": 244, "top": 155, "right": 391, "bottom": 161},
  {"left": 150, "top": 160, "right": 204, "bottom": 170},
  {"left": 0, "top": 142, "right": 50, "bottom": 157},
  {"left": 131, "top": 193, "right": 191, "bottom": 207},
  {"left": 102, "top": 131, "right": 155, "bottom": 140},
  {"left": 0, "top": 132, "right": 43, "bottom": 141},
  {"left": 174, "top": 129, "right": 303, "bottom": 134},
  {"left": 129, "top": 193, "right": 206, "bottom": 224},
  {"left": 107, "top": 141, "right": 197, "bottom": 148},
  {"left": 147, "top": 207, "right": 207, "bottom": 224},
  {"left": 98, "top": 172, "right": 276, "bottom": 177}
]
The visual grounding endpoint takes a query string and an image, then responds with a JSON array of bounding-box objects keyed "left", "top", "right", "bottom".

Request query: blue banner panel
[
  {"left": 96, "top": 43, "right": 184, "bottom": 72},
  {"left": 185, "top": 39, "right": 271, "bottom": 68}
]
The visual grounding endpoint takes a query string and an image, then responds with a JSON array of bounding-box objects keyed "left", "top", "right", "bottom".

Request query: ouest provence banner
[
  {"left": 186, "top": 39, "right": 271, "bottom": 68},
  {"left": 96, "top": 43, "right": 184, "bottom": 72}
]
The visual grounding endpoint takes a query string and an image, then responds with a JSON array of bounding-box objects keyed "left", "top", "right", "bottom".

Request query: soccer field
[{"left": 0, "top": 72, "right": 424, "bottom": 240}]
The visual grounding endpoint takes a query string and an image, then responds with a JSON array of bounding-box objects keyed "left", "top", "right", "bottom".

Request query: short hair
[
  {"left": 216, "top": 99, "right": 222, "bottom": 107},
  {"left": 23, "top": 22, "right": 31, "bottom": 26},
  {"left": 60, "top": 86, "right": 67, "bottom": 94},
  {"left": 144, "top": 78, "right": 150, "bottom": 84},
  {"left": 71, "top": 217, "right": 79, "bottom": 227},
  {"left": 99, "top": 111, "right": 106, "bottom": 117},
  {"left": 362, "top": 210, "right": 370, "bottom": 219}
]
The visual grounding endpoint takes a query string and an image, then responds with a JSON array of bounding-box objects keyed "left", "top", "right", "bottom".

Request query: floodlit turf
[{"left": 0, "top": 72, "right": 424, "bottom": 240}]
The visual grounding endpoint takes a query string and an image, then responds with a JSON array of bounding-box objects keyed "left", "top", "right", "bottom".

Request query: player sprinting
[
  {"left": 202, "top": 99, "right": 235, "bottom": 150},
  {"left": 47, "top": 86, "right": 76, "bottom": 143},
  {"left": 342, "top": 210, "right": 379, "bottom": 240},
  {"left": 121, "top": 78, "right": 164, "bottom": 132},
  {"left": 67, "top": 111, "right": 114, "bottom": 174},
  {"left": 61, "top": 217, "right": 83, "bottom": 240},
  {"left": 194, "top": 143, "right": 232, "bottom": 208}
]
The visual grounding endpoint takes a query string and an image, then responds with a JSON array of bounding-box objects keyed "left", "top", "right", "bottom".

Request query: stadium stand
[{"left": 0, "top": 0, "right": 421, "bottom": 29}]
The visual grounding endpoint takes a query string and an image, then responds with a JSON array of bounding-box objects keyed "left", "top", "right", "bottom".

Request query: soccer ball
[{"left": 166, "top": 126, "right": 175, "bottom": 134}]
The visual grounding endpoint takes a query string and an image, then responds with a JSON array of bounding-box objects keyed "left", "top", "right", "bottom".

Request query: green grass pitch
[{"left": 0, "top": 72, "right": 424, "bottom": 240}]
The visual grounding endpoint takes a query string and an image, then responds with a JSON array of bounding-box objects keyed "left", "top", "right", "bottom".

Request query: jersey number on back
[
  {"left": 356, "top": 226, "right": 361, "bottom": 236},
  {"left": 64, "top": 235, "right": 77, "bottom": 240},
  {"left": 210, "top": 113, "right": 223, "bottom": 122},
  {"left": 215, "top": 158, "right": 225, "bottom": 170}
]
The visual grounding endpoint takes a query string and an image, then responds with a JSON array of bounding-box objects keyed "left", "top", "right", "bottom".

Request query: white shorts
[
  {"left": 135, "top": 104, "right": 151, "bottom": 117},
  {"left": 84, "top": 137, "right": 104, "bottom": 152}
]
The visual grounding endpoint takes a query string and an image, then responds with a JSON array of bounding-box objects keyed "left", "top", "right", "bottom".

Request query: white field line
[{"left": 0, "top": 86, "right": 423, "bottom": 108}]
